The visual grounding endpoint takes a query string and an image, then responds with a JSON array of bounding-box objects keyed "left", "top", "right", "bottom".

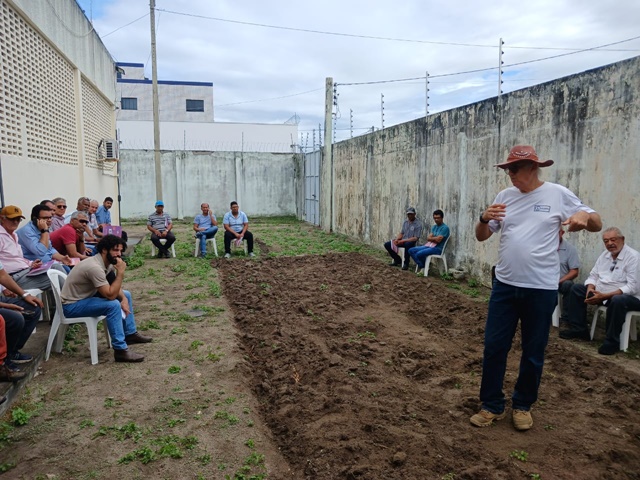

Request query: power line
[
  {"left": 338, "top": 34, "right": 640, "bottom": 86},
  {"left": 154, "top": 7, "right": 640, "bottom": 53},
  {"left": 102, "top": 13, "right": 149, "bottom": 38},
  {"left": 216, "top": 88, "right": 324, "bottom": 108}
]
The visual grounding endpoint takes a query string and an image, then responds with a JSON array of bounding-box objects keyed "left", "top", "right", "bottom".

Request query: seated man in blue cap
[{"left": 147, "top": 201, "right": 175, "bottom": 258}]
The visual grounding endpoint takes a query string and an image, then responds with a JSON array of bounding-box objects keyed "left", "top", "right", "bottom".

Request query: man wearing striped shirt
[{"left": 147, "top": 201, "right": 175, "bottom": 258}]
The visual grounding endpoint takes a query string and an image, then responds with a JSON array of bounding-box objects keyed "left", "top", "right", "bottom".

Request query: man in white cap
[{"left": 470, "top": 145, "right": 602, "bottom": 432}]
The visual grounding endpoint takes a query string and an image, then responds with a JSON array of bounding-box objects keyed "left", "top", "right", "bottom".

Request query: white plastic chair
[
  {"left": 46, "top": 269, "right": 111, "bottom": 365},
  {"left": 229, "top": 238, "right": 248, "bottom": 255},
  {"left": 150, "top": 238, "right": 176, "bottom": 258},
  {"left": 414, "top": 236, "right": 451, "bottom": 276},
  {"left": 194, "top": 236, "right": 218, "bottom": 257},
  {"left": 590, "top": 305, "right": 640, "bottom": 352}
]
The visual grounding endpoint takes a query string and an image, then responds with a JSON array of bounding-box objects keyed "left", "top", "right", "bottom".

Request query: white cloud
[{"left": 77, "top": 0, "right": 640, "bottom": 142}]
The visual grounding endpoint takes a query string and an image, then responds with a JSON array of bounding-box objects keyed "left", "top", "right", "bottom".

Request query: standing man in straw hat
[{"left": 470, "top": 145, "right": 601, "bottom": 431}]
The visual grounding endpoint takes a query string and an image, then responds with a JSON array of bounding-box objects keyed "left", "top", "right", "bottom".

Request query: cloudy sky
[{"left": 75, "top": 0, "right": 640, "bottom": 144}]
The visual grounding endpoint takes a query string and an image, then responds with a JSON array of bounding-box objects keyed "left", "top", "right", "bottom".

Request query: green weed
[{"left": 510, "top": 450, "right": 528, "bottom": 462}]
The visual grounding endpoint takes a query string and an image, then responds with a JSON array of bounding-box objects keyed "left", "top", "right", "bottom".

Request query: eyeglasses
[
  {"left": 39, "top": 216, "right": 53, "bottom": 220},
  {"left": 610, "top": 259, "right": 618, "bottom": 272},
  {"left": 504, "top": 162, "right": 530, "bottom": 174},
  {"left": 78, "top": 220, "right": 89, "bottom": 225},
  {"left": 57, "top": 205, "right": 67, "bottom": 209}
]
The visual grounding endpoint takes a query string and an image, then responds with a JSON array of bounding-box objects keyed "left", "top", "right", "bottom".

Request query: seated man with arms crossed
[
  {"left": 408, "top": 209, "right": 450, "bottom": 274},
  {"left": 61, "top": 235, "right": 152, "bottom": 362},
  {"left": 51, "top": 211, "right": 92, "bottom": 261},
  {"left": 194, "top": 203, "right": 218, "bottom": 258}
]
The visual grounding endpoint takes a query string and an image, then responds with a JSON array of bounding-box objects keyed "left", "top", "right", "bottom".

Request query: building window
[
  {"left": 121, "top": 97, "right": 138, "bottom": 110},
  {"left": 186, "top": 99, "right": 204, "bottom": 112}
]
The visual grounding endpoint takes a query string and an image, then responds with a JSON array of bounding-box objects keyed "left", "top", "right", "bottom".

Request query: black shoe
[
  {"left": 402, "top": 264, "right": 409, "bottom": 271},
  {"left": 163, "top": 250, "right": 171, "bottom": 258},
  {"left": 559, "top": 329, "right": 590, "bottom": 340},
  {"left": 598, "top": 343, "right": 618, "bottom": 355},
  {"left": 389, "top": 261, "right": 401, "bottom": 267}
]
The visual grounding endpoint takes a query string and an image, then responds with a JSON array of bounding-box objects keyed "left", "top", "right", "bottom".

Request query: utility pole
[
  {"left": 324, "top": 78, "right": 334, "bottom": 231},
  {"left": 150, "top": 0, "right": 162, "bottom": 200},
  {"left": 350, "top": 109, "right": 353, "bottom": 138},
  {"left": 498, "top": 38, "right": 504, "bottom": 98},
  {"left": 425, "top": 71, "right": 430, "bottom": 117}
]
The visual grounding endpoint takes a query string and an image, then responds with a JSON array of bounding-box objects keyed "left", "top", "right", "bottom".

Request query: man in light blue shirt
[
  {"left": 193, "top": 203, "right": 218, "bottom": 257},
  {"left": 222, "top": 201, "right": 254, "bottom": 258},
  {"left": 16, "top": 204, "right": 72, "bottom": 269}
]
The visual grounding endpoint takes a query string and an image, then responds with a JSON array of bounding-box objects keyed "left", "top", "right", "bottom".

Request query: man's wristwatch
[
  {"left": 40, "top": 229, "right": 49, "bottom": 233},
  {"left": 479, "top": 213, "right": 490, "bottom": 224}
]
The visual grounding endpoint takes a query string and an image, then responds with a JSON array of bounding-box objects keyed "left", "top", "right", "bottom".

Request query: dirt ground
[{"left": 2, "top": 222, "right": 640, "bottom": 479}]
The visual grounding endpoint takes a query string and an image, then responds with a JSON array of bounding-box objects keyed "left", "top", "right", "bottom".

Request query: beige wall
[
  {"left": 0, "top": 0, "right": 118, "bottom": 218},
  {"left": 321, "top": 56, "right": 640, "bottom": 283}
]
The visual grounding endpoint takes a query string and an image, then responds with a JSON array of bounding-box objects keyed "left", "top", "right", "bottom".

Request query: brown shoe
[
  {"left": 470, "top": 409, "right": 507, "bottom": 427},
  {"left": 125, "top": 332, "right": 153, "bottom": 344},
  {"left": 0, "top": 362, "right": 27, "bottom": 382},
  {"left": 113, "top": 349, "right": 145, "bottom": 362}
]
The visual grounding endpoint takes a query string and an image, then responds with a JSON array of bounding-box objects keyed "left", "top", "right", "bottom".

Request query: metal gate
[{"left": 304, "top": 150, "right": 320, "bottom": 225}]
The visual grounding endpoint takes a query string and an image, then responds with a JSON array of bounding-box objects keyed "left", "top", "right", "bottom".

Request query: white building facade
[
  {"left": 115, "top": 63, "right": 297, "bottom": 153},
  {"left": 0, "top": 0, "right": 119, "bottom": 218}
]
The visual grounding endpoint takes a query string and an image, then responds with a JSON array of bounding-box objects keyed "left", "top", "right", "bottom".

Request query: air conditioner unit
[{"left": 104, "top": 139, "right": 118, "bottom": 160}]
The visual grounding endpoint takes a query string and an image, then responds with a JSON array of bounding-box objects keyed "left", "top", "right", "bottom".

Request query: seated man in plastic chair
[
  {"left": 222, "top": 201, "right": 254, "bottom": 258},
  {"left": 0, "top": 205, "right": 67, "bottom": 290},
  {"left": 60, "top": 235, "right": 152, "bottom": 363},
  {"left": 193, "top": 203, "right": 218, "bottom": 258},
  {"left": 408, "top": 209, "right": 450, "bottom": 274},
  {"left": 560, "top": 227, "right": 640, "bottom": 355},
  {"left": 383, "top": 207, "right": 423, "bottom": 270},
  {"left": 557, "top": 228, "right": 580, "bottom": 324},
  {"left": 0, "top": 260, "right": 43, "bottom": 372},
  {"left": 17, "top": 204, "right": 73, "bottom": 272},
  {"left": 147, "top": 200, "right": 175, "bottom": 259}
]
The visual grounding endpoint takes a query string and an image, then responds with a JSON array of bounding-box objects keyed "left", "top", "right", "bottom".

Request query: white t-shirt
[{"left": 489, "top": 182, "right": 594, "bottom": 290}]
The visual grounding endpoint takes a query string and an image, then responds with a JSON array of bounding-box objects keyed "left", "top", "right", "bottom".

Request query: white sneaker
[
  {"left": 224, "top": 253, "right": 231, "bottom": 259},
  {"left": 249, "top": 252, "right": 255, "bottom": 257}
]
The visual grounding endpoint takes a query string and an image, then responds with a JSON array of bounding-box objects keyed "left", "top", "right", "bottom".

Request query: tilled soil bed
[{"left": 219, "top": 252, "right": 640, "bottom": 480}]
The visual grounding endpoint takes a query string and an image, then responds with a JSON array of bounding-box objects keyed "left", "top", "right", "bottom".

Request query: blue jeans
[
  {"left": 0, "top": 296, "right": 41, "bottom": 354},
  {"left": 407, "top": 245, "right": 442, "bottom": 269},
  {"left": 480, "top": 280, "right": 556, "bottom": 413},
  {"left": 63, "top": 290, "right": 137, "bottom": 350},
  {"left": 196, "top": 226, "right": 218, "bottom": 254}
]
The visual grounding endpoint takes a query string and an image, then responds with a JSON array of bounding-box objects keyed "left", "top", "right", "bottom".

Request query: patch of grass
[
  {"left": 168, "top": 365, "right": 182, "bottom": 374},
  {"left": 189, "top": 340, "right": 204, "bottom": 350},
  {"left": 171, "top": 326, "right": 188, "bottom": 335},
  {"left": 139, "top": 319, "right": 161, "bottom": 330},
  {"left": 213, "top": 410, "right": 240, "bottom": 427},
  {"left": 510, "top": 450, "right": 528, "bottom": 462},
  {"left": 11, "top": 408, "right": 31, "bottom": 426}
]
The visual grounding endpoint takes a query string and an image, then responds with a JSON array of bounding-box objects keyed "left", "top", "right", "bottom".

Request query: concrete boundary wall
[
  {"left": 322, "top": 56, "right": 640, "bottom": 283},
  {"left": 119, "top": 150, "right": 302, "bottom": 219}
]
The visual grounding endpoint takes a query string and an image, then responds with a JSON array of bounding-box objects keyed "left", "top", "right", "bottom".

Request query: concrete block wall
[
  {"left": 322, "top": 56, "right": 640, "bottom": 283},
  {"left": 119, "top": 150, "right": 299, "bottom": 220}
]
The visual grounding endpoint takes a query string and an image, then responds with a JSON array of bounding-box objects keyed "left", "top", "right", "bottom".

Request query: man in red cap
[{"left": 470, "top": 145, "right": 602, "bottom": 431}]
